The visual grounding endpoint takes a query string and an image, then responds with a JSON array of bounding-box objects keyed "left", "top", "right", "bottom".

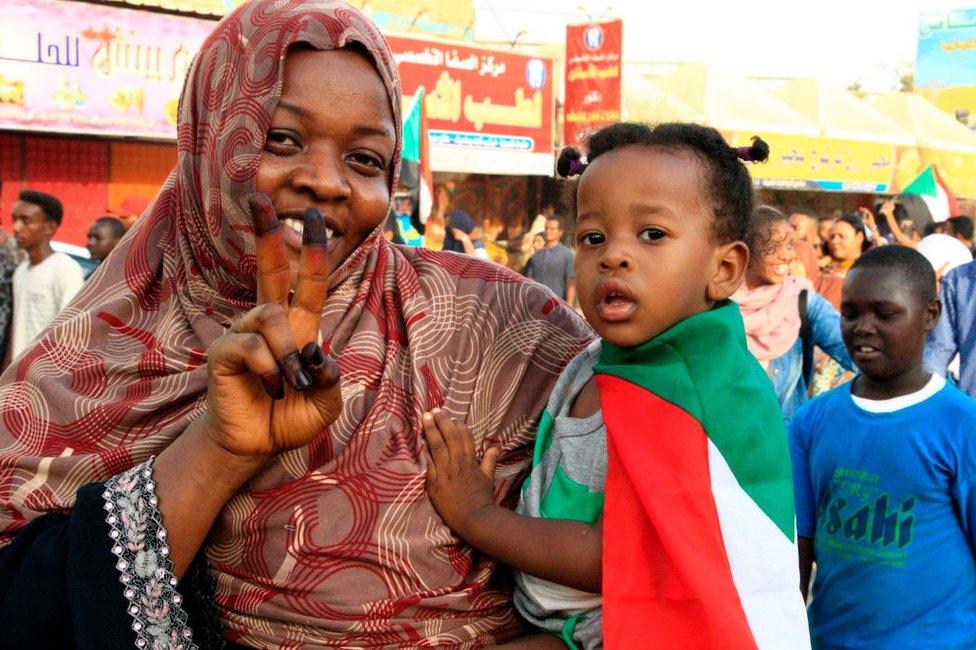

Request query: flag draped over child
[{"left": 595, "top": 301, "right": 810, "bottom": 649}]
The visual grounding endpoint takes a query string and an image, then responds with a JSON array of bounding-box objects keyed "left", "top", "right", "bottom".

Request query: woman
[
  {"left": 0, "top": 3, "right": 590, "bottom": 647},
  {"left": 733, "top": 206, "right": 854, "bottom": 423},
  {"left": 815, "top": 214, "right": 871, "bottom": 310}
]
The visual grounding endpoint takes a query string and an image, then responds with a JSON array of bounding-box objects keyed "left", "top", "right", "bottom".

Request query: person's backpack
[{"left": 799, "top": 289, "right": 814, "bottom": 386}]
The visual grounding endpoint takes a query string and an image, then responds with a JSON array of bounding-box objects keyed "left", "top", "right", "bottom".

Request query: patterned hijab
[{"left": 0, "top": 1, "right": 590, "bottom": 646}]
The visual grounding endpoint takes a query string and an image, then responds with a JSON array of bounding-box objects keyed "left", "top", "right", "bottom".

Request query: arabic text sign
[
  {"left": 0, "top": 0, "right": 215, "bottom": 138},
  {"left": 917, "top": 9, "right": 976, "bottom": 89},
  {"left": 388, "top": 35, "right": 554, "bottom": 159},
  {"left": 564, "top": 20, "right": 622, "bottom": 148},
  {"left": 730, "top": 133, "right": 896, "bottom": 193}
]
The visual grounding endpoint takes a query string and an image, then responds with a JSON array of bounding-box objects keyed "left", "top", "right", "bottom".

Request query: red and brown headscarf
[{"left": 0, "top": 1, "right": 590, "bottom": 645}]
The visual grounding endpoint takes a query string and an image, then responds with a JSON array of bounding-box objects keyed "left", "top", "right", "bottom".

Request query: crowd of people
[
  {"left": 0, "top": 1, "right": 975, "bottom": 648},
  {"left": 0, "top": 190, "right": 126, "bottom": 366}
]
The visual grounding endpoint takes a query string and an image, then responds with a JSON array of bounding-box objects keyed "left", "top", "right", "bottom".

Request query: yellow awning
[
  {"left": 629, "top": 63, "right": 820, "bottom": 136},
  {"left": 865, "top": 92, "right": 976, "bottom": 153},
  {"left": 866, "top": 93, "right": 976, "bottom": 198},
  {"left": 771, "top": 79, "right": 915, "bottom": 146}
]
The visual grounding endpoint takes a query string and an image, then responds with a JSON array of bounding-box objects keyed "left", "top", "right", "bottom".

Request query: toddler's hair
[
  {"left": 850, "top": 245, "right": 937, "bottom": 302},
  {"left": 556, "top": 122, "right": 768, "bottom": 249}
]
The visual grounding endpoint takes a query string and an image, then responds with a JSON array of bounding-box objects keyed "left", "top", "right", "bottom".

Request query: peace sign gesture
[{"left": 203, "top": 193, "right": 342, "bottom": 459}]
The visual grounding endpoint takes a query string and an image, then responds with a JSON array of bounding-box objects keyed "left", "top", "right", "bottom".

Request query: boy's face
[
  {"left": 11, "top": 201, "right": 56, "bottom": 252},
  {"left": 574, "top": 146, "right": 746, "bottom": 347},
  {"left": 840, "top": 266, "right": 939, "bottom": 381}
]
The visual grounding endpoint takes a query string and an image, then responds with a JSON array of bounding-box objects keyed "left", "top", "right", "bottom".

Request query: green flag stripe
[
  {"left": 902, "top": 165, "right": 937, "bottom": 197},
  {"left": 594, "top": 301, "right": 795, "bottom": 540},
  {"left": 402, "top": 89, "right": 423, "bottom": 162}
]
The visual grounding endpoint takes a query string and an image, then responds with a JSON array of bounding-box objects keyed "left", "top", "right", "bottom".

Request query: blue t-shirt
[{"left": 789, "top": 378, "right": 976, "bottom": 649}]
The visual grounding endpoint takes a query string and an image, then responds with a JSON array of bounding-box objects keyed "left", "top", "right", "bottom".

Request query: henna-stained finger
[
  {"left": 291, "top": 208, "right": 330, "bottom": 345},
  {"left": 249, "top": 193, "right": 291, "bottom": 308}
]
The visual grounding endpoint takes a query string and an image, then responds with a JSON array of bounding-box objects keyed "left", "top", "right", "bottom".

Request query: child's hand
[{"left": 422, "top": 409, "right": 500, "bottom": 538}]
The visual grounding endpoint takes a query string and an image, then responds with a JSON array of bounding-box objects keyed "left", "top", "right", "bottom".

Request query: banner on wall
[
  {"left": 728, "top": 133, "right": 897, "bottom": 193},
  {"left": 916, "top": 9, "right": 976, "bottom": 122},
  {"left": 0, "top": 0, "right": 214, "bottom": 139},
  {"left": 563, "top": 19, "right": 622, "bottom": 148},
  {"left": 388, "top": 35, "right": 555, "bottom": 176}
]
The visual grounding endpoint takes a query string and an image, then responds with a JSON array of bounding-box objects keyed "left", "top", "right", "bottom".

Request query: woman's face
[
  {"left": 751, "top": 220, "right": 795, "bottom": 285},
  {"left": 255, "top": 48, "right": 396, "bottom": 284},
  {"left": 828, "top": 221, "right": 864, "bottom": 263}
]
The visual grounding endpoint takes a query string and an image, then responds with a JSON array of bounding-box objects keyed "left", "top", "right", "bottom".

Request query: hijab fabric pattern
[{"left": 0, "top": 2, "right": 590, "bottom": 646}]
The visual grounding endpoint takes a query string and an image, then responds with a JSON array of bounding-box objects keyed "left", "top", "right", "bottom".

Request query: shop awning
[
  {"left": 771, "top": 79, "right": 915, "bottom": 146},
  {"left": 625, "top": 63, "right": 820, "bottom": 136},
  {"left": 865, "top": 92, "right": 976, "bottom": 153},
  {"left": 865, "top": 93, "right": 976, "bottom": 198}
]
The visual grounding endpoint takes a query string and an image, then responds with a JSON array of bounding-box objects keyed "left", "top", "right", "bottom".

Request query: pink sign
[{"left": 0, "top": 0, "right": 216, "bottom": 139}]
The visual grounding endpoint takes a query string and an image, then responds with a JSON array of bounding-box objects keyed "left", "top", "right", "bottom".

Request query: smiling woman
[
  {"left": 732, "top": 205, "right": 855, "bottom": 423},
  {"left": 0, "top": 2, "right": 590, "bottom": 648}
]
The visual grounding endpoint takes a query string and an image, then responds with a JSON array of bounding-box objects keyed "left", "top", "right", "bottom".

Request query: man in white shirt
[{"left": 9, "top": 190, "right": 84, "bottom": 358}]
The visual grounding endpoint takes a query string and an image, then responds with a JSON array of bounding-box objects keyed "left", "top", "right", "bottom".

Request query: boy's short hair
[
  {"left": 791, "top": 206, "right": 819, "bottom": 220},
  {"left": 18, "top": 190, "right": 63, "bottom": 225},
  {"left": 94, "top": 216, "right": 126, "bottom": 239},
  {"left": 948, "top": 215, "right": 974, "bottom": 240},
  {"left": 850, "top": 245, "right": 937, "bottom": 302}
]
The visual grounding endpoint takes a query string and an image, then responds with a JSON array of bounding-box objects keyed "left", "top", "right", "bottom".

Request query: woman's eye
[
  {"left": 348, "top": 152, "right": 384, "bottom": 172},
  {"left": 638, "top": 228, "right": 666, "bottom": 242},
  {"left": 578, "top": 232, "right": 605, "bottom": 246},
  {"left": 265, "top": 130, "right": 299, "bottom": 150}
]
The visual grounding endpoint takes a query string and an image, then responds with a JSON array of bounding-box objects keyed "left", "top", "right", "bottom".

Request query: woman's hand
[
  {"left": 204, "top": 193, "right": 342, "bottom": 459},
  {"left": 422, "top": 409, "right": 499, "bottom": 538}
]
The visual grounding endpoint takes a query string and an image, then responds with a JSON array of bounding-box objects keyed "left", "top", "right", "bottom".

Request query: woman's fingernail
[
  {"left": 279, "top": 350, "right": 308, "bottom": 390},
  {"left": 303, "top": 208, "right": 328, "bottom": 247},
  {"left": 423, "top": 412, "right": 433, "bottom": 421},
  {"left": 294, "top": 367, "right": 313, "bottom": 391},
  {"left": 249, "top": 193, "right": 279, "bottom": 235},
  {"left": 301, "top": 341, "right": 326, "bottom": 367}
]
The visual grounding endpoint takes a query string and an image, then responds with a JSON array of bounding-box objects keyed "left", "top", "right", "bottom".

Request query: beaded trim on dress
[{"left": 103, "top": 457, "right": 197, "bottom": 649}]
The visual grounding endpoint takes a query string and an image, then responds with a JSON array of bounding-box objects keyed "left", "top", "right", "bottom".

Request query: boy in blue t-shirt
[{"left": 790, "top": 245, "right": 976, "bottom": 649}]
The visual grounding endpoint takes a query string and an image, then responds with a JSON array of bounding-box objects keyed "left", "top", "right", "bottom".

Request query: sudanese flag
[{"left": 595, "top": 301, "right": 810, "bottom": 649}]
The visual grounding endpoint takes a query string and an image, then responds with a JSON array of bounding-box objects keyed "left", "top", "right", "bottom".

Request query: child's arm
[
  {"left": 422, "top": 410, "right": 602, "bottom": 593},
  {"left": 798, "top": 536, "right": 814, "bottom": 600}
]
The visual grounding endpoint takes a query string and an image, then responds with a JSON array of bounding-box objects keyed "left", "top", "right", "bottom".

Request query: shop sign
[
  {"left": 388, "top": 35, "right": 555, "bottom": 176},
  {"left": 563, "top": 19, "right": 622, "bottom": 148},
  {"left": 729, "top": 133, "right": 897, "bottom": 193},
  {"left": 0, "top": 0, "right": 214, "bottom": 139}
]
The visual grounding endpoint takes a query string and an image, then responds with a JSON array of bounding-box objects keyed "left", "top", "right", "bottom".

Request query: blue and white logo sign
[
  {"left": 584, "top": 25, "right": 604, "bottom": 51},
  {"left": 525, "top": 58, "right": 547, "bottom": 90}
]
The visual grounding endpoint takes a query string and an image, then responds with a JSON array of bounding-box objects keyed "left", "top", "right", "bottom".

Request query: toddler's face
[{"left": 573, "top": 146, "right": 728, "bottom": 347}]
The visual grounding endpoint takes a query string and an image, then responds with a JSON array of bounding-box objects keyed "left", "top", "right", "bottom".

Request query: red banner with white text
[{"left": 564, "top": 19, "right": 622, "bottom": 148}]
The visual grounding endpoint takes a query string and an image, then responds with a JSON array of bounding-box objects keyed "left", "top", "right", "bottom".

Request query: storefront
[
  {"left": 0, "top": 0, "right": 216, "bottom": 244},
  {"left": 389, "top": 35, "right": 556, "bottom": 265}
]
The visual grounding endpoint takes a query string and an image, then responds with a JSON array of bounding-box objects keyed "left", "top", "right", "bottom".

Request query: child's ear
[
  {"left": 924, "top": 298, "right": 942, "bottom": 333},
  {"left": 706, "top": 241, "right": 749, "bottom": 302}
]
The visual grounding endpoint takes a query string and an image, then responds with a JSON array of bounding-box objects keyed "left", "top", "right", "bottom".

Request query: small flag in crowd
[{"left": 902, "top": 164, "right": 959, "bottom": 223}]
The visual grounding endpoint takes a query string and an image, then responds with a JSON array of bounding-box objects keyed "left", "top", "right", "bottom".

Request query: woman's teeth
[
  {"left": 281, "top": 218, "right": 334, "bottom": 239},
  {"left": 283, "top": 217, "right": 303, "bottom": 235}
]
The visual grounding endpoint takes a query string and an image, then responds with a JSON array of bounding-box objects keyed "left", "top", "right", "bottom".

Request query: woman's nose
[{"left": 290, "top": 152, "right": 351, "bottom": 202}]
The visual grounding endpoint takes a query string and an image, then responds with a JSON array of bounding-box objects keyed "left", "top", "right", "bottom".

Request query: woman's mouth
[{"left": 280, "top": 215, "right": 337, "bottom": 253}]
